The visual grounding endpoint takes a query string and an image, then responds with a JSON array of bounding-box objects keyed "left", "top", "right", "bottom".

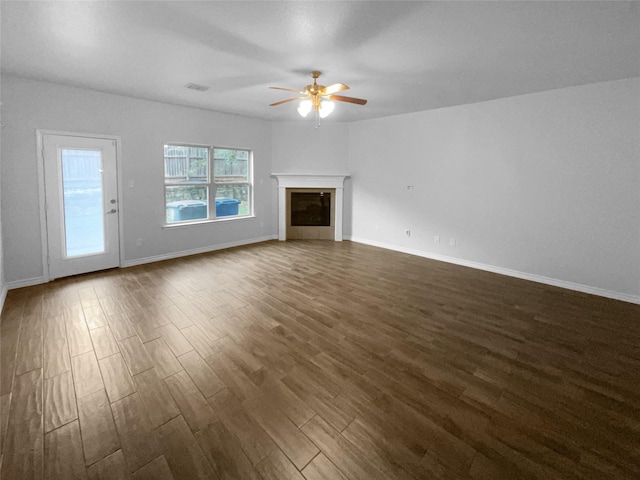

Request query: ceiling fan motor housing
[{"left": 307, "top": 71, "right": 324, "bottom": 96}]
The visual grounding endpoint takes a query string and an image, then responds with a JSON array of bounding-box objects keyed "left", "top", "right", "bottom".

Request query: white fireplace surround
[{"left": 272, "top": 173, "right": 349, "bottom": 241}]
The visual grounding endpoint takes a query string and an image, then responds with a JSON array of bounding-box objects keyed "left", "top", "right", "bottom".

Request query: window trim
[{"left": 163, "top": 143, "right": 253, "bottom": 226}]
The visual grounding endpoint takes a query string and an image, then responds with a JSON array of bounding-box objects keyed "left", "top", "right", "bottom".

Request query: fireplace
[
  {"left": 272, "top": 174, "right": 349, "bottom": 241},
  {"left": 286, "top": 189, "right": 335, "bottom": 240}
]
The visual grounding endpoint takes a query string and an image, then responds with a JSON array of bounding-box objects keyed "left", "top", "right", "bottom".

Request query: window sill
[{"left": 162, "top": 215, "right": 256, "bottom": 229}]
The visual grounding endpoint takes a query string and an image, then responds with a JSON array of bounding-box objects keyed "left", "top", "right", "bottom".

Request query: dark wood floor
[{"left": 1, "top": 240, "right": 639, "bottom": 479}]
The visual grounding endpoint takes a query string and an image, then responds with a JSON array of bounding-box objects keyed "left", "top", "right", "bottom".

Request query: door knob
[{"left": 107, "top": 209, "right": 117, "bottom": 214}]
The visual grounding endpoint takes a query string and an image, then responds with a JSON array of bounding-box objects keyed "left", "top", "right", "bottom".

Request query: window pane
[
  {"left": 213, "top": 148, "right": 249, "bottom": 183},
  {"left": 164, "top": 145, "right": 208, "bottom": 184},
  {"left": 215, "top": 184, "right": 249, "bottom": 217},
  {"left": 61, "top": 149, "right": 105, "bottom": 257},
  {"left": 165, "top": 186, "right": 208, "bottom": 223}
]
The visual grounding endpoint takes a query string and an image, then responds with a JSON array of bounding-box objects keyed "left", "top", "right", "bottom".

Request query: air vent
[{"left": 184, "top": 83, "right": 210, "bottom": 92}]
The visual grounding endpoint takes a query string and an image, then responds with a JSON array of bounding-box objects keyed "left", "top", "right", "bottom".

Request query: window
[{"left": 164, "top": 144, "right": 251, "bottom": 224}]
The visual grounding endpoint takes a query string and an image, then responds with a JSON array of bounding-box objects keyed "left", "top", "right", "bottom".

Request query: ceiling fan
[{"left": 269, "top": 71, "right": 367, "bottom": 126}]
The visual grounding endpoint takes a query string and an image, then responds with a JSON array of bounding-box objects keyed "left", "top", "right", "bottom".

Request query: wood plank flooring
[{"left": 1, "top": 240, "right": 639, "bottom": 479}]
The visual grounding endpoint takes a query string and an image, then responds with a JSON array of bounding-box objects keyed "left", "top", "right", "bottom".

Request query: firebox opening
[{"left": 290, "top": 192, "right": 332, "bottom": 227}]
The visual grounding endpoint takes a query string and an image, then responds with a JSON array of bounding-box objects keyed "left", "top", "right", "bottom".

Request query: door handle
[{"left": 107, "top": 209, "right": 117, "bottom": 214}]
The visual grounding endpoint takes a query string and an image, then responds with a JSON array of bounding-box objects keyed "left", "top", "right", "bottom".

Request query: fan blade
[
  {"left": 327, "top": 94, "right": 367, "bottom": 105},
  {"left": 321, "top": 83, "right": 350, "bottom": 95},
  {"left": 270, "top": 97, "right": 305, "bottom": 107},
  {"left": 269, "top": 86, "right": 305, "bottom": 94}
]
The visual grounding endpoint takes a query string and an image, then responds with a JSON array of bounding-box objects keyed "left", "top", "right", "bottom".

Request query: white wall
[
  {"left": 0, "top": 76, "right": 274, "bottom": 285},
  {"left": 271, "top": 121, "right": 352, "bottom": 231},
  {"left": 271, "top": 121, "right": 349, "bottom": 174},
  {"left": 2, "top": 75, "right": 638, "bottom": 302},
  {"left": 348, "top": 78, "right": 640, "bottom": 301}
]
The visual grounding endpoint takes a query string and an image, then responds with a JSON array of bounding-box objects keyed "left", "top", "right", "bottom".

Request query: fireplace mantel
[{"left": 272, "top": 173, "right": 349, "bottom": 241}]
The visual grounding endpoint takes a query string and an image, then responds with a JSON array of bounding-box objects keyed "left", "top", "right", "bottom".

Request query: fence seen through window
[{"left": 164, "top": 145, "right": 251, "bottom": 223}]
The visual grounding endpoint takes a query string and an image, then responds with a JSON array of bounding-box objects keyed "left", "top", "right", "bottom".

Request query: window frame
[{"left": 163, "top": 143, "right": 253, "bottom": 226}]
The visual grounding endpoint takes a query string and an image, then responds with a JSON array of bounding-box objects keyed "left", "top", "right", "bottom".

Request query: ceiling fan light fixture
[
  {"left": 297, "top": 99, "right": 312, "bottom": 117},
  {"left": 271, "top": 71, "right": 366, "bottom": 126},
  {"left": 318, "top": 100, "right": 334, "bottom": 118}
]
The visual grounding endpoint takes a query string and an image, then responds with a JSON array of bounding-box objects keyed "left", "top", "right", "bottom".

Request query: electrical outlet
[
  {"left": 449, "top": 238, "right": 456, "bottom": 246},
  {"left": 136, "top": 238, "right": 143, "bottom": 246},
  {"left": 434, "top": 235, "right": 440, "bottom": 244},
  {"left": 405, "top": 230, "right": 411, "bottom": 237}
]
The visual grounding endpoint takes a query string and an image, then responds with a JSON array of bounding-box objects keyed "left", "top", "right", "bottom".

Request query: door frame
[{"left": 36, "top": 130, "right": 124, "bottom": 282}]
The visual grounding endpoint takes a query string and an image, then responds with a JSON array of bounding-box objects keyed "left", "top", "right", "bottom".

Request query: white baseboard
[
  {"left": 122, "top": 235, "right": 278, "bottom": 268},
  {"left": 5, "top": 236, "right": 277, "bottom": 290},
  {"left": 6, "top": 276, "right": 47, "bottom": 290},
  {"left": 0, "top": 283, "right": 7, "bottom": 314},
  {"left": 346, "top": 236, "right": 640, "bottom": 305},
  {"left": 6, "top": 235, "right": 637, "bottom": 305}
]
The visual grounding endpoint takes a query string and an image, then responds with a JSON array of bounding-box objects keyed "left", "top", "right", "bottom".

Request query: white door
[{"left": 42, "top": 134, "right": 120, "bottom": 279}]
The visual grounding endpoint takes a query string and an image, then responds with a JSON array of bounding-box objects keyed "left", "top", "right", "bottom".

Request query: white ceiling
[{"left": 2, "top": 1, "right": 639, "bottom": 122}]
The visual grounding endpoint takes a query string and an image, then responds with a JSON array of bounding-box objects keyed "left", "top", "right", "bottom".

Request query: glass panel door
[
  {"left": 43, "top": 134, "right": 120, "bottom": 280},
  {"left": 61, "top": 149, "right": 106, "bottom": 256}
]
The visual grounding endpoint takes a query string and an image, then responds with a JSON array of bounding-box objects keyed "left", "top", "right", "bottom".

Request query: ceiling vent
[{"left": 184, "top": 83, "right": 210, "bottom": 92}]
